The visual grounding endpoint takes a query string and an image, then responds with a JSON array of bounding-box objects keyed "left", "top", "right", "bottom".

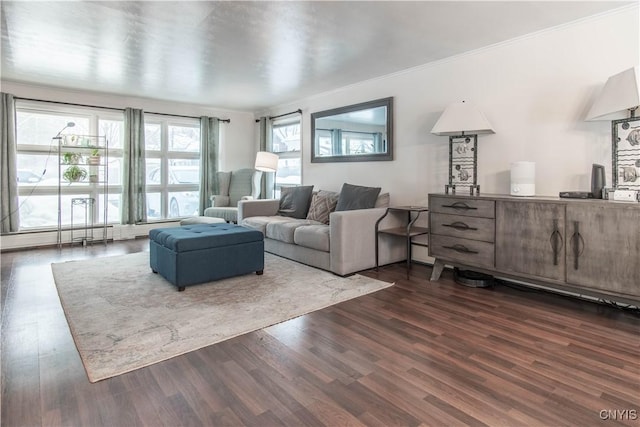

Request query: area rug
[{"left": 51, "top": 252, "right": 393, "bottom": 382}]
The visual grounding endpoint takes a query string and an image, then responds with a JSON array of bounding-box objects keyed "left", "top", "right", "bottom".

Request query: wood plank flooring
[{"left": 2, "top": 239, "right": 639, "bottom": 426}]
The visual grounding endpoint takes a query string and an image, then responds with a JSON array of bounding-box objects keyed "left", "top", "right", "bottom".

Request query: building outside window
[{"left": 271, "top": 117, "right": 301, "bottom": 196}]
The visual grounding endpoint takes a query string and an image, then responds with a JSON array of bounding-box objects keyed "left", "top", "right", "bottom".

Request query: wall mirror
[{"left": 311, "top": 97, "right": 393, "bottom": 163}]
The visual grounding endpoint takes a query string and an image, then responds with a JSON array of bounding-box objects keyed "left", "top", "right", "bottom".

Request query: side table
[{"left": 375, "top": 206, "right": 429, "bottom": 279}]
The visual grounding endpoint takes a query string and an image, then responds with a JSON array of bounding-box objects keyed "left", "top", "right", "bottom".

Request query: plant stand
[{"left": 70, "top": 197, "right": 95, "bottom": 246}]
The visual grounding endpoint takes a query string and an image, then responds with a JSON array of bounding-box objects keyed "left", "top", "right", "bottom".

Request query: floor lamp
[{"left": 255, "top": 151, "right": 279, "bottom": 198}]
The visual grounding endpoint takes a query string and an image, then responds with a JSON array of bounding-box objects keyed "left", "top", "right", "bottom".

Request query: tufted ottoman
[{"left": 149, "top": 223, "right": 264, "bottom": 291}]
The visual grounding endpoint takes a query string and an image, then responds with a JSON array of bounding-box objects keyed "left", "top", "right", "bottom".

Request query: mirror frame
[{"left": 311, "top": 97, "right": 393, "bottom": 163}]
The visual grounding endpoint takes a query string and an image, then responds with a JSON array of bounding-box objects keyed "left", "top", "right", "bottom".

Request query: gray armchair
[{"left": 203, "top": 168, "right": 263, "bottom": 222}]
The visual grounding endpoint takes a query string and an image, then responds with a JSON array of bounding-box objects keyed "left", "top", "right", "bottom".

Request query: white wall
[
  {"left": 0, "top": 81, "right": 257, "bottom": 171},
  {"left": 261, "top": 5, "right": 639, "bottom": 206}
]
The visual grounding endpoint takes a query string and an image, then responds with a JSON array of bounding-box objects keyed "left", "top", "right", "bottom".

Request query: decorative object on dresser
[
  {"left": 510, "top": 161, "right": 536, "bottom": 196},
  {"left": 586, "top": 66, "right": 640, "bottom": 192},
  {"left": 428, "top": 193, "right": 640, "bottom": 305},
  {"left": 431, "top": 101, "right": 495, "bottom": 195}
]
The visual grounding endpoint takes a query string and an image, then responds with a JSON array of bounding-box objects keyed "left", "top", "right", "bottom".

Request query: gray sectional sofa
[{"left": 238, "top": 191, "right": 406, "bottom": 276}]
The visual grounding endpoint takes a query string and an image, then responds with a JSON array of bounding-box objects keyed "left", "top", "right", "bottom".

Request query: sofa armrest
[
  {"left": 210, "top": 195, "right": 230, "bottom": 207},
  {"left": 330, "top": 207, "right": 406, "bottom": 276},
  {"left": 238, "top": 199, "right": 280, "bottom": 222}
]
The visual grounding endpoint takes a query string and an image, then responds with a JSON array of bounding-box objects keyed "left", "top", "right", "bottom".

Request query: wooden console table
[{"left": 376, "top": 206, "right": 429, "bottom": 279}]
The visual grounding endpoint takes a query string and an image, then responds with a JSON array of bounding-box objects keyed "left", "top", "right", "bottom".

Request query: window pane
[
  {"left": 272, "top": 123, "right": 300, "bottom": 152},
  {"left": 169, "top": 125, "right": 199, "bottom": 152},
  {"left": 168, "top": 191, "right": 199, "bottom": 218},
  {"left": 146, "top": 193, "right": 162, "bottom": 219},
  {"left": 100, "top": 194, "right": 121, "bottom": 224},
  {"left": 16, "top": 153, "right": 59, "bottom": 185},
  {"left": 168, "top": 161, "right": 199, "bottom": 184},
  {"left": 99, "top": 119, "right": 124, "bottom": 149},
  {"left": 276, "top": 158, "right": 301, "bottom": 186},
  {"left": 17, "top": 111, "right": 89, "bottom": 146},
  {"left": 18, "top": 195, "right": 57, "bottom": 228},
  {"left": 145, "top": 123, "right": 161, "bottom": 151},
  {"left": 146, "top": 159, "right": 162, "bottom": 185}
]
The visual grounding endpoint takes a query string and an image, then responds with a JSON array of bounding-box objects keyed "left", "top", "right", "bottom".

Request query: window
[
  {"left": 15, "top": 101, "right": 123, "bottom": 230},
  {"left": 14, "top": 102, "right": 202, "bottom": 229},
  {"left": 271, "top": 118, "right": 301, "bottom": 196},
  {"left": 144, "top": 115, "right": 200, "bottom": 219}
]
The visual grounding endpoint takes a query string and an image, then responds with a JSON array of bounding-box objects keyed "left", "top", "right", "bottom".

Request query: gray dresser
[{"left": 428, "top": 193, "right": 640, "bottom": 304}]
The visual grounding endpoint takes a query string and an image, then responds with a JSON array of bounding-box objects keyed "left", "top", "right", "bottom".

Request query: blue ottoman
[{"left": 149, "top": 223, "right": 264, "bottom": 291}]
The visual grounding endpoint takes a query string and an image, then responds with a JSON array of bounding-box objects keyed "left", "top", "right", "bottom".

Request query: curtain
[
  {"left": 258, "top": 117, "right": 274, "bottom": 199},
  {"left": 0, "top": 93, "right": 19, "bottom": 233},
  {"left": 121, "top": 108, "right": 147, "bottom": 224},
  {"left": 199, "top": 116, "right": 220, "bottom": 215}
]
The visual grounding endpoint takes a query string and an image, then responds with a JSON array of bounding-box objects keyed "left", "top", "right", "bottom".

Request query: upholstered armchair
[{"left": 203, "top": 168, "right": 263, "bottom": 222}]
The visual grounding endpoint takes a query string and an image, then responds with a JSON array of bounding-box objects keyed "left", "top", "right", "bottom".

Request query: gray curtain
[
  {"left": 199, "top": 116, "right": 220, "bottom": 215},
  {"left": 258, "top": 117, "right": 274, "bottom": 199},
  {"left": 1, "top": 93, "right": 19, "bottom": 233},
  {"left": 121, "top": 108, "right": 147, "bottom": 224}
]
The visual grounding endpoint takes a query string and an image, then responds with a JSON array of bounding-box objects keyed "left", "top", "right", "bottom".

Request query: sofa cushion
[
  {"left": 335, "top": 183, "right": 382, "bottom": 211},
  {"left": 241, "top": 215, "right": 291, "bottom": 234},
  {"left": 266, "top": 219, "right": 321, "bottom": 243},
  {"left": 306, "top": 190, "right": 339, "bottom": 224},
  {"left": 294, "top": 225, "right": 330, "bottom": 252},
  {"left": 278, "top": 185, "right": 314, "bottom": 219},
  {"left": 375, "top": 192, "right": 390, "bottom": 208}
]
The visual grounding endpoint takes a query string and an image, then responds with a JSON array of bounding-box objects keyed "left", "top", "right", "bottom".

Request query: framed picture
[
  {"left": 446, "top": 134, "right": 478, "bottom": 194},
  {"left": 612, "top": 116, "right": 640, "bottom": 190}
]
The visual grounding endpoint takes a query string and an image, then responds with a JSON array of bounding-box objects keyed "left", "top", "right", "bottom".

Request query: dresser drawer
[
  {"left": 430, "top": 196, "right": 495, "bottom": 218},
  {"left": 430, "top": 213, "right": 495, "bottom": 243},
  {"left": 430, "top": 235, "right": 495, "bottom": 269}
]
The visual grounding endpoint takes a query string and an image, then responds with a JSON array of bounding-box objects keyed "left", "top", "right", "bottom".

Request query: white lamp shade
[
  {"left": 586, "top": 66, "right": 640, "bottom": 121},
  {"left": 431, "top": 101, "right": 495, "bottom": 136},
  {"left": 255, "top": 151, "right": 279, "bottom": 172}
]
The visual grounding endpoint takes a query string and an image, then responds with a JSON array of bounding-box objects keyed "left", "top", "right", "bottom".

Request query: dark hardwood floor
[{"left": 2, "top": 239, "right": 639, "bottom": 426}]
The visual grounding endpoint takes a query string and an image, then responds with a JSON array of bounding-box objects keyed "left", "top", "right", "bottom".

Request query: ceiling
[{"left": 0, "top": 1, "right": 631, "bottom": 112}]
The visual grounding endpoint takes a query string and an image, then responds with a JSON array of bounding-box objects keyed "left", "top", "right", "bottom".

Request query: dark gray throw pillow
[
  {"left": 335, "top": 183, "right": 382, "bottom": 211},
  {"left": 278, "top": 185, "right": 314, "bottom": 219}
]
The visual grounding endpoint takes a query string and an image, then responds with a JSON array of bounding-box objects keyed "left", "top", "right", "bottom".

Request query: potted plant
[
  {"left": 63, "top": 165, "right": 87, "bottom": 183},
  {"left": 62, "top": 152, "right": 82, "bottom": 165},
  {"left": 88, "top": 148, "right": 101, "bottom": 165}
]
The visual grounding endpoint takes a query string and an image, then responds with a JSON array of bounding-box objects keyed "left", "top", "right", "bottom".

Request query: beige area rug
[{"left": 51, "top": 252, "right": 393, "bottom": 382}]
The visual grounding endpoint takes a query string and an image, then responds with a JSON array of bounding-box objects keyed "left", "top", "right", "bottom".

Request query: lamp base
[{"left": 445, "top": 184, "right": 480, "bottom": 195}]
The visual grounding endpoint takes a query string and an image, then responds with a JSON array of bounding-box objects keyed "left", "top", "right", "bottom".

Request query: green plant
[
  {"left": 63, "top": 165, "right": 87, "bottom": 183},
  {"left": 62, "top": 152, "right": 82, "bottom": 165},
  {"left": 91, "top": 148, "right": 100, "bottom": 157}
]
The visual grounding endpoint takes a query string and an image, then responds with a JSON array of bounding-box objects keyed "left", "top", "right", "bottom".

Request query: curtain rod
[
  {"left": 15, "top": 97, "right": 230, "bottom": 122},
  {"left": 255, "top": 109, "right": 302, "bottom": 122}
]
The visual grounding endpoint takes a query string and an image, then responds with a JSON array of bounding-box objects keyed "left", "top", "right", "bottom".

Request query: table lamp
[
  {"left": 431, "top": 101, "right": 495, "bottom": 195},
  {"left": 586, "top": 66, "right": 640, "bottom": 190}
]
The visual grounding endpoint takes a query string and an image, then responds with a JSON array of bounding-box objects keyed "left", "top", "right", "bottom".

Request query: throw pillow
[
  {"left": 278, "top": 185, "right": 314, "bottom": 219},
  {"left": 335, "top": 183, "right": 382, "bottom": 211},
  {"left": 306, "top": 191, "right": 339, "bottom": 224}
]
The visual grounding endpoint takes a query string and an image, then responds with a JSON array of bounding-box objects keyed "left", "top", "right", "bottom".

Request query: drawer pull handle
[
  {"left": 442, "top": 202, "right": 478, "bottom": 211},
  {"left": 442, "top": 244, "right": 479, "bottom": 254},
  {"left": 569, "top": 221, "right": 585, "bottom": 270},
  {"left": 549, "top": 219, "right": 564, "bottom": 266},
  {"left": 442, "top": 222, "right": 478, "bottom": 231}
]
